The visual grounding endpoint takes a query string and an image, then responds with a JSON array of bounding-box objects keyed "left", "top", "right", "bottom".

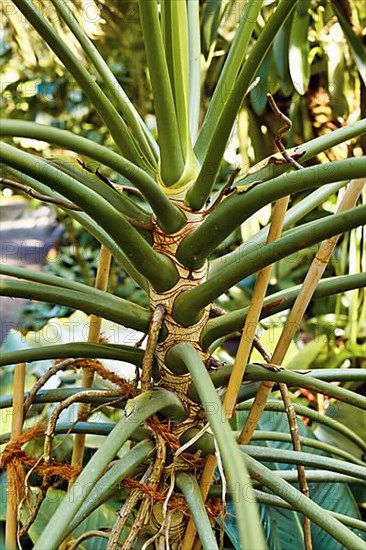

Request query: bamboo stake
[
  {"left": 5, "top": 363, "right": 26, "bottom": 550},
  {"left": 239, "top": 178, "right": 365, "bottom": 445},
  {"left": 223, "top": 197, "right": 290, "bottom": 417},
  {"left": 70, "top": 244, "right": 112, "bottom": 472}
]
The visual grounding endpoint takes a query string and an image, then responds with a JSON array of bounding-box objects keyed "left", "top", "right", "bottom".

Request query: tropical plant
[{"left": 0, "top": 1, "right": 365, "bottom": 549}]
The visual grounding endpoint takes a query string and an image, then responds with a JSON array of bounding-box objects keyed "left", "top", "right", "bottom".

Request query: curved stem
[
  {"left": 33, "top": 390, "right": 185, "bottom": 550},
  {"left": 48, "top": 0, "right": 158, "bottom": 166},
  {"left": 249, "top": 431, "right": 365, "bottom": 466},
  {"left": 235, "top": 118, "right": 366, "bottom": 189},
  {"left": 0, "top": 119, "right": 185, "bottom": 232},
  {"left": 188, "top": 0, "right": 298, "bottom": 209},
  {"left": 194, "top": 0, "right": 265, "bottom": 161},
  {"left": 10, "top": 0, "right": 146, "bottom": 167},
  {"left": 0, "top": 264, "right": 137, "bottom": 302},
  {"left": 174, "top": 204, "right": 366, "bottom": 324},
  {"left": 166, "top": 343, "right": 266, "bottom": 550},
  {"left": 202, "top": 273, "right": 366, "bottom": 347},
  {"left": 252, "top": 490, "right": 366, "bottom": 532},
  {"left": 0, "top": 142, "right": 179, "bottom": 291},
  {"left": 243, "top": 454, "right": 365, "bottom": 550},
  {"left": 207, "top": 181, "right": 346, "bottom": 273},
  {"left": 0, "top": 279, "right": 150, "bottom": 333},
  {"left": 175, "top": 472, "right": 218, "bottom": 550},
  {"left": 0, "top": 167, "right": 149, "bottom": 290},
  {"left": 241, "top": 446, "right": 366, "bottom": 480},
  {"left": 138, "top": 0, "right": 184, "bottom": 184},
  {"left": 69, "top": 439, "right": 155, "bottom": 533},
  {"left": 189, "top": 363, "right": 366, "bottom": 409},
  {"left": 178, "top": 157, "right": 366, "bottom": 269},
  {"left": 0, "top": 342, "right": 144, "bottom": 369},
  {"left": 237, "top": 399, "right": 366, "bottom": 452}
]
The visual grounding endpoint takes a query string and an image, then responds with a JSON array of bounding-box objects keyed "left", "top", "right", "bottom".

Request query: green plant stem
[
  {"left": 187, "top": 0, "right": 201, "bottom": 141},
  {"left": 239, "top": 181, "right": 347, "bottom": 249},
  {"left": 251, "top": 490, "right": 366, "bottom": 533},
  {"left": 68, "top": 440, "right": 155, "bottom": 533},
  {"left": 188, "top": 0, "right": 298, "bottom": 209},
  {"left": 207, "top": 486, "right": 366, "bottom": 531},
  {"left": 138, "top": 0, "right": 184, "bottom": 184},
  {"left": 189, "top": 363, "right": 366, "bottom": 409},
  {"left": 0, "top": 167, "right": 149, "bottom": 291},
  {"left": 175, "top": 472, "right": 219, "bottom": 550},
  {"left": 181, "top": 430, "right": 365, "bottom": 479},
  {"left": 0, "top": 265, "right": 136, "bottom": 307},
  {"left": 249, "top": 431, "right": 365, "bottom": 466},
  {"left": 254, "top": 470, "right": 365, "bottom": 485},
  {"left": 194, "top": 0, "right": 265, "bottom": 161},
  {"left": 243, "top": 455, "right": 365, "bottom": 550},
  {"left": 238, "top": 399, "right": 366, "bottom": 451},
  {"left": 174, "top": 204, "right": 366, "bottom": 324},
  {"left": 10, "top": 0, "right": 145, "bottom": 167},
  {"left": 162, "top": 0, "right": 191, "bottom": 162},
  {"left": 55, "top": 423, "right": 150, "bottom": 441},
  {"left": 0, "top": 342, "right": 144, "bottom": 368},
  {"left": 33, "top": 390, "right": 185, "bottom": 550},
  {"left": 0, "top": 119, "right": 185, "bottom": 232},
  {"left": 49, "top": 158, "right": 149, "bottom": 223},
  {"left": 166, "top": 343, "right": 266, "bottom": 550},
  {"left": 0, "top": 278, "right": 150, "bottom": 332},
  {"left": 231, "top": 118, "right": 366, "bottom": 189},
  {"left": 240, "top": 446, "right": 366, "bottom": 480},
  {"left": 202, "top": 273, "right": 366, "bottom": 347},
  {"left": 178, "top": 157, "right": 366, "bottom": 269},
  {"left": 48, "top": 0, "right": 158, "bottom": 167},
  {"left": 0, "top": 142, "right": 179, "bottom": 291}
]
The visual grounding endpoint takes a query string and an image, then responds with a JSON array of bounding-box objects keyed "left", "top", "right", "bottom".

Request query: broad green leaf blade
[
  {"left": 201, "top": 0, "right": 223, "bottom": 58},
  {"left": 250, "top": 54, "right": 271, "bottom": 115},
  {"left": 289, "top": 6, "right": 311, "bottom": 95},
  {"left": 332, "top": 2, "right": 366, "bottom": 87},
  {"left": 252, "top": 408, "right": 365, "bottom": 547},
  {"left": 314, "top": 402, "right": 366, "bottom": 461},
  {"left": 273, "top": 15, "right": 295, "bottom": 96},
  {"left": 25, "top": 488, "right": 116, "bottom": 550}
]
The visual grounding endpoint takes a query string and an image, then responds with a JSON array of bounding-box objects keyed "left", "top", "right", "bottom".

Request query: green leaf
[
  {"left": 273, "top": 15, "right": 295, "bottom": 96},
  {"left": 265, "top": 506, "right": 305, "bottom": 550},
  {"left": 247, "top": 408, "right": 365, "bottom": 547},
  {"left": 314, "top": 402, "right": 366, "bottom": 461},
  {"left": 332, "top": 2, "right": 366, "bottom": 87},
  {"left": 26, "top": 488, "right": 116, "bottom": 550},
  {"left": 289, "top": 5, "right": 311, "bottom": 95},
  {"left": 201, "top": 0, "right": 222, "bottom": 58},
  {"left": 284, "top": 339, "right": 327, "bottom": 371},
  {"left": 250, "top": 54, "right": 271, "bottom": 115}
]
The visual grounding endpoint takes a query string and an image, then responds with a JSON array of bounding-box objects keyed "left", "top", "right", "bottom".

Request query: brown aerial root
[
  {"left": 146, "top": 416, "right": 205, "bottom": 470},
  {"left": 0, "top": 422, "right": 80, "bottom": 507},
  {"left": 72, "top": 358, "right": 137, "bottom": 398}
]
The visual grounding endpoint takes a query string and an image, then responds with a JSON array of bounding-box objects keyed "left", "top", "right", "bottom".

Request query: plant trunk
[{"left": 150, "top": 202, "right": 210, "bottom": 436}]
